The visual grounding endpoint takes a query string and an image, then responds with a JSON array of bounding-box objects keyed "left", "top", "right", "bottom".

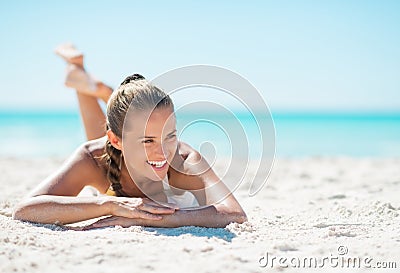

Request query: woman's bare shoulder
[
  {"left": 80, "top": 136, "right": 108, "bottom": 169},
  {"left": 168, "top": 141, "right": 208, "bottom": 191},
  {"left": 83, "top": 135, "right": 107, "bottom": 156},
  {"left": 177, "top": 141, "right": 208, "bottom": 173}
]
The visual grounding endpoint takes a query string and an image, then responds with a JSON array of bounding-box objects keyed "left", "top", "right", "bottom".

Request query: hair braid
[{"left": 104, "top": 139, "right": 126, "bottom": 196}]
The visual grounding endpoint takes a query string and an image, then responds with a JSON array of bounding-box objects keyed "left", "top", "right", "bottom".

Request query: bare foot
[
  {"left": 55, "top": 43, "right": 113, "bottom": 102},
  {"left": 54, "top": 43, "right": 83, "bottom": 64},
  {"left": 64, "top": 64, "right": 97, "bottom": 92}
]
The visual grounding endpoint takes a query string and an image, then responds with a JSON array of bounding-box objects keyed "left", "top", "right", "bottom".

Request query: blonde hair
[{"left": 103, "top": 74, "right": 174, "bottom": 196}]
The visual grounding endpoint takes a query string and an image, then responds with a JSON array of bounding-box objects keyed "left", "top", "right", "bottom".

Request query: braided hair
[{"left": 102, "top": 74, "right": 173, "bottom": 196}]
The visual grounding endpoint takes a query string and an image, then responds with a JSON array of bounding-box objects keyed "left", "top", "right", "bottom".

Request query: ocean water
[{"left": 0, "top": 110, "right": 399, "bottom": 158}]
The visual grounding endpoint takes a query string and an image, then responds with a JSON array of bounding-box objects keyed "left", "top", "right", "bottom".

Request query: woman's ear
[{"left": 106, "top": 130, "right": 122, "bottom": 150}]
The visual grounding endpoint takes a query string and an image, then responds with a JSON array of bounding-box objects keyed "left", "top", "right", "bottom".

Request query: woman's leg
[
  {"left": 76, "top": 91, "right": 108, "bottom": 140},
  {"left": 65, "top": 55, "right": 113, "bottom": 140}
]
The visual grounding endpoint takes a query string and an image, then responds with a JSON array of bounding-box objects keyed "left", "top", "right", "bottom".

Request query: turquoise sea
[{"left": 0, "top": 110, "right": 399, "bottom": 158}]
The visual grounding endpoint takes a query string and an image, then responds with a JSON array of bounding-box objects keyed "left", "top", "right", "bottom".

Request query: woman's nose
[{"left": 154, "top": 144, "right": 166, "bottom": 157}]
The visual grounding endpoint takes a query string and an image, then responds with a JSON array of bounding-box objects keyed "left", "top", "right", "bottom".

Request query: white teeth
[{"left": 147, "top": 160, "right": 167, "bottom": 168}]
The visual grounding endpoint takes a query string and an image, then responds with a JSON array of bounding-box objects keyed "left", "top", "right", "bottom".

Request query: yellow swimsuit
[{"left": 105, "top": 187, "right": 118, "bottom": 196}]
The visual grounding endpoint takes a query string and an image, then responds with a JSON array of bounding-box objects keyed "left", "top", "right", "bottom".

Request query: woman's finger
[
  {"left": 115, "top": 204, "right": 171, "bottom": 218},
  {"left": 89, "top": 216, "right": 127, "bottom": 228},
  {"left": 137, "top": 210, "right": 163, "bottom": 220},
  {"left": 142, "top": 198, "right": 180, "bottom": 210},
  {"left": 83, "top": 218, "right": 115, "bottom": 230},
  {"left": 92, "top": 216, "right": 118, "bottom": 226},
  {"left": 139, "top": 203, "right": 176, "bottom": 215},
  {"left": 92, "top": 220, "right": 117, "bottom": 228}
]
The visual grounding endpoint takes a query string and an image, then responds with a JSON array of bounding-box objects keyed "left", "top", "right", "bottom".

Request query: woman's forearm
[
  {"left": 12, "top": 195, "right": 112, "bottom": 225},
  {"left": 138, "top": 205, "right": 247, "bottom": 228}
]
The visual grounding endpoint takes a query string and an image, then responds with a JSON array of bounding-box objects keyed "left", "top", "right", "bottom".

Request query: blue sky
[{"left": 0, "top": 0, "right": 399, "bottom": 112}]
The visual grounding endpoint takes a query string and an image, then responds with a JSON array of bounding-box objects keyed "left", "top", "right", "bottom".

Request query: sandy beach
[{"left": 1, "top": 156, "right": 399, "bottom": 272}]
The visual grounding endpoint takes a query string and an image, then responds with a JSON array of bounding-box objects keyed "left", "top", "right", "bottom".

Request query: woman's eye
[
  {"left": 168, "top": 134, "right": 177, "bottom": 140},
  {"left": 142, "top": 139, "right": 153, "bottom": 144}
]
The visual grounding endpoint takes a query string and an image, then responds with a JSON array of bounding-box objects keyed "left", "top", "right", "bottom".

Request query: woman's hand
[
  {"left": 83, "top": 216, "right": 141, "bottom": 229},
  {"left": 107, "top": 197, "right": 179, "bottom": 220}
]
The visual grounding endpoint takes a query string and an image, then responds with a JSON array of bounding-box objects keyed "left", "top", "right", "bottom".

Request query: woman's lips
[{"left": 146, "top": 159, "right": 168, "bottom": 170}]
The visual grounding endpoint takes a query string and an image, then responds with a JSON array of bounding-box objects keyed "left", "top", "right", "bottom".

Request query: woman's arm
[
  {"left": 13, "top": 195, "right": 112, "bottom": 225},
  {"left": 13, "top": 141, "right": 176, "bottom": 224},
  {"left": 13, "top": 143, "right": 106, "bottom": 224},
  {"left": 12, "top": 195, "right": 176, "bottom": 225},
  {"left": 85, "top": 204, "right": 246, "bottom": 229},
  {"left": 174, "top": 143, "right": 248, "bottom": 223},
  {"left": 140, "top": 204, "right": 247, "bottom": 227}
]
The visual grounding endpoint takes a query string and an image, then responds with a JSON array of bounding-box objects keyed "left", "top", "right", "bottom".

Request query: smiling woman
[{"left": 12, "top": 44, "right": 247, "bottom": 229}]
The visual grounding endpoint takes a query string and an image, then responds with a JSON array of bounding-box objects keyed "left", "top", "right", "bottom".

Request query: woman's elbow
[
  {"left": 12, "top": 203, "right": 27, "bottom": 221},
  {"left": 215, "top": 204, "right": 248, "bottom": 225},
  {"left": 219, "top": 211, "right": 247, "bottom": 227},
  {"left": 12, "top": 199, "right": 37, "bottom": 222},
  {"left": 215, "top": 212, "right": 247, "bottom": 228},
  {"left": 232, "top": 211, "right": 248, "bottom": 224}
]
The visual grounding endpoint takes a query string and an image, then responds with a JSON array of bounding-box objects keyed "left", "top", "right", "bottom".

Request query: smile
[{"left": 146, "top": 159, "right": 167, "bottom": 168}]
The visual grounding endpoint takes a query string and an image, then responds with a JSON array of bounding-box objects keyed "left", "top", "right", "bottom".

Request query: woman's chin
[
  {"left": 147, "top": 165, "right": 169, "bottom": 181},
  {"left": 148, "top": 173, "right": 167, "bottom": 181}
]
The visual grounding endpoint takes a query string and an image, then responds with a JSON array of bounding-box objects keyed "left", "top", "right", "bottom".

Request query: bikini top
[{"left": 161, "top": 177, "right": 199, "bottom": 208}]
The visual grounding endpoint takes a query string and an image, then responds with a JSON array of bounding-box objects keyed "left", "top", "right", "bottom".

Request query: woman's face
[{"left": 122, "top": 106, "right": 177, "bottom": 182}]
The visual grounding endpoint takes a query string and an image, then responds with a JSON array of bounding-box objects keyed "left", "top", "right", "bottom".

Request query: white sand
[{"left": 1, "top": 156, "right": 399, "bottom": 272}]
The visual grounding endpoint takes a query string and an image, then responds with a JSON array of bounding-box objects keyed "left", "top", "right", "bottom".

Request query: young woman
[{"left": 12, "top": 44, "right": 247, "bottom": 229}]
